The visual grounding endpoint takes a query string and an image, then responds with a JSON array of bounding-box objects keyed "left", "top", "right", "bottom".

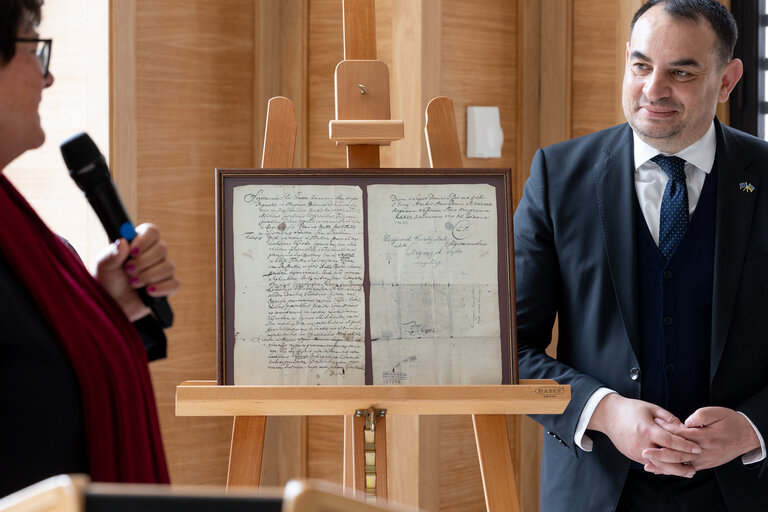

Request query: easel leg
[
  {"left": 343, "top": 415, "right": 356, "bottom": 493},
  {"left": 472, "top": 414, "right": 521, "bottom": 512},
  {"left": 343, "top": 413, "right": 366, "bottom": 496},
  {"left": 227, "top": 416, "right": 266, "bottom": 489}
]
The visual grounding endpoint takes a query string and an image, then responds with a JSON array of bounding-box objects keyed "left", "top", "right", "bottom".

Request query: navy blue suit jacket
[{"left": 514, "top": 120, "right": 768, "bottom": 511}]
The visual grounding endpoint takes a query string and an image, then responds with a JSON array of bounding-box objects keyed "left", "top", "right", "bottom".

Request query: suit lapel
[
  {"left": 594, "top": 125, "right": 641, "bottom": 358},
  {"left": 711, "top": 122, "right": 760, "bottom": 380}
]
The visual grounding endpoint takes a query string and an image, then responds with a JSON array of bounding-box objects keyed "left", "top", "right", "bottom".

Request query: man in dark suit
[{"left": 514, "top": 1, "right": 766, "bottom": 510}]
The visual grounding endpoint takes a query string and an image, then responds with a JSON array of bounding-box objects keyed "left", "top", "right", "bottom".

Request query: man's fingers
[
  {"left": 643, "top": 459, "right": 696, "bottom": 478},
  {"left": 684, "top": 407, "right": 725, "bottom": 428},
  {"left": 652, "top": 426, "right": 702, "bottom": 454},
  {"left": 651, "top": 407, "right": 682, "bottom": 426},
  {"left": 642, "top": 447, "right": 696, "bottom": 464}
]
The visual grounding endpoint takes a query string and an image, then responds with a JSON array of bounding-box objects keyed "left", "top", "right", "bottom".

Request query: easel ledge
[{"left": 175, "top": 380, "right": 569, "bottom": 416}]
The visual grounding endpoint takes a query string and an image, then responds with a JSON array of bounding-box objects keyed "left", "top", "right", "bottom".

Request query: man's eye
[{"left": 632, "top": 63, "right": 649, "bottom": 71}]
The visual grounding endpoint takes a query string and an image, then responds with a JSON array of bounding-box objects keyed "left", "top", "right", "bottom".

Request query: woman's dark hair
[
  {"left": 631, "top": 0, "right": 737, "bottom": 66},
  {"left": 0, "top": 0, "right": 43, "bottom": 64}
]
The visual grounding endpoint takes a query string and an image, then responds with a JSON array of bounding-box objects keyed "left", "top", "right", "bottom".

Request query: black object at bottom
[{"left": 85, "top": 491, "right": 282, "bottom": 512}]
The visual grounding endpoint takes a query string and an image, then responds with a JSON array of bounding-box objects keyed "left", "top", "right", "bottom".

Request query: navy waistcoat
[{"left": 635, "top": 167, "right": 716, "bottom": 422}]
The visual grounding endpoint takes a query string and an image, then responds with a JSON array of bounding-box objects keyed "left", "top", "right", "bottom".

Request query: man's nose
[
  {"left": 643, "top": 70, "right": 670, "bottom": 101},
  {"left": 44, "top": 71, "right": 54, "bottom": 88}
]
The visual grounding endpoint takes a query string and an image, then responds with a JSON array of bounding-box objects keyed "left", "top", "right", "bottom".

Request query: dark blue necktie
[{"left": 652, "top": 155, "right": 688, "bottom": 258}]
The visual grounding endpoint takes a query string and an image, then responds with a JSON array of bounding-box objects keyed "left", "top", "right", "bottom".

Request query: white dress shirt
[{"left": 574, "top": 122, "right": 766, "bottom": 465}]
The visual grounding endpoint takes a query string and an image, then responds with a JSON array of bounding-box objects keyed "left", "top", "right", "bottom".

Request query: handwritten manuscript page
[
  {"left": 230, "top": 183, "right": 501, "bottom": 385},
  {"left": 232, "top": 185, "right": 366, "bottom": 384},
  {"left": 368, "top": 184, "right": 501, "bottom": 384}
]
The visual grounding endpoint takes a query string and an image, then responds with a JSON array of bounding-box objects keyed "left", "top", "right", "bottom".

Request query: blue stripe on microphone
[{"left": 120, "top": 222, "right": 136, "bottom": 241}]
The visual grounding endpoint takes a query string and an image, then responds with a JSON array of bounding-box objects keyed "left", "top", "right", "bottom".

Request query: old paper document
[
  {"left": 232, "top": 184, "right": 366, "bottom": 385},
  {"left": 368, "top": 184, "right": 501, "bottom": 384}
]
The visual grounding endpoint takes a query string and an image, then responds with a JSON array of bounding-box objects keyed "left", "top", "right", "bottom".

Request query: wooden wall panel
[
  {"left": 306, "top": 416, "right": 345, "bottom": 484},
  {"left": 572, "top": 1, "right": 622, "bottom": 137},
  {"left": 307, "top": 0, "right": 346, "bottom": 168},
  {"left": 442, "top": 0, "right": 518, "bottom": 173},
  {"left": 438, "top": 416, "right": 485, "bottom": 512},
  {"left": 130, "top": 0, "right": 256, "bottom": 485}
]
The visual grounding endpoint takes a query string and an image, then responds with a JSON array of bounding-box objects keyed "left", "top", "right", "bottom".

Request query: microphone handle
[
  {"left": 86, "top": 187, "right": 174, "bottom": 328},
  {"left": 135, "top": 288, "right": 174, "bottom": 328}
]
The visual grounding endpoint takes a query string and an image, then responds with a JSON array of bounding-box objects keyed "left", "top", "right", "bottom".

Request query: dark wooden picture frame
[{"left": 215, "top": 168, "right": 517, "bottom": 385}]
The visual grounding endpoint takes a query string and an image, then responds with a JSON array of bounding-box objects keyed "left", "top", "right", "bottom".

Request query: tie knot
[{"left": 651, "top": 155, "right": 687, "bottom": 182}]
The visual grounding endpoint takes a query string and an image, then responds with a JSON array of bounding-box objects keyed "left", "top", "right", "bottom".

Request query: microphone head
[
  {"left": 60, "top": 132, "right": 102, "bottom": 171},
  {"left": 60, "top": 132, "right": 111, "bottom": 192}
]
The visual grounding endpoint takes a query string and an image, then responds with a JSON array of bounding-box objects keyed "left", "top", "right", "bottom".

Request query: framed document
[{"left": 216, "top": 169, "right": 516, "bottom": 386}]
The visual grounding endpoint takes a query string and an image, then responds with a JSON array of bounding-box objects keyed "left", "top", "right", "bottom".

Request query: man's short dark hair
[
  {"left": 630, "top": 0, "right": 738, "bottom": 66},
  {"left": 0, "top": 0, "right": 43, "bottom": 64}
]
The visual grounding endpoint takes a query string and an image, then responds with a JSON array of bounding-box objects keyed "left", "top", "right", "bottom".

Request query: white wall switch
[{"left": 466, "top": 106, "right": 503, "bottom": 159}]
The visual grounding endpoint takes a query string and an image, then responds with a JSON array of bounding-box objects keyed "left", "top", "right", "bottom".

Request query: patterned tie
[{"left": 652, "top": 155, "right": 688, "bottom": 258}]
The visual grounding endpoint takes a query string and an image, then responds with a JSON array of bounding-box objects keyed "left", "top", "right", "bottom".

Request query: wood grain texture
[
  {"left": 227, "top": 416, "right": 266, "bottom": 488},
  {"left": 572, "top": 0, "right": 621, "bottom": 136},
  {"left": 438, "top": 416, "right": 485, "bottom": 512},
  {"left": 343, "top": 415, "right": 355, "bottom": 490},
  {"left": 425, "top": 97, "right": 463, "bottom": 168},
  {"left": 131, "top": 0, "right": 256, "bottom": 486},
  {"left": 375, "top": 415, "right": 388, "bottom": 499},
  {"left": 335, "top": 61, "right": 391, "bottom": 120},
  {"left": 253, "top": 1, "right": 308, "bottom": 168},
  {"left": 515, "top": 0, "right": 540, "bottom": 209},
  {"left": 473, "top": 415, "right": 521, "bottom": 512},
  {"left": 441, "top": 0, "right": 517, "bottom": 171},
  {"left": 343, "top": 0, "right": 377, "bottom": 60},
  {"left": 110, "top": 0, "right": 137, "bottom": 219},
  {"left": 175, "top": 381, "right": 570, "bottom": 416},
  {"left": 329, "top": 120, "right": 403, "bottom": 144},
  {"left": 540, "top": 0, "right": 572, "bottom": 147},
  {"left": 308, "top": 416, "right": 345, "bottom": 485},
  {"left": 386, "top": 416, "right": 440, "bottom": 511},
  {"left": 260, "top": 416, "right": 307, "bottom": 487},
  {"left": 262, "top": 97, "right": 297, "bottom": 167},
  {"left": 390, "top": 0, "right": 441, "bottom": 169},
  {"left": 351, "top": 414, "right": 368, "bottom": 494},
  {"left": 308, "top": 0, "right": 347, "bottom": 167}
]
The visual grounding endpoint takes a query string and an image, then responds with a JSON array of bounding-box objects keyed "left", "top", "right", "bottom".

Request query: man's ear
[{"left": 718, "top": 58, "right": 743, "bottom": 103}]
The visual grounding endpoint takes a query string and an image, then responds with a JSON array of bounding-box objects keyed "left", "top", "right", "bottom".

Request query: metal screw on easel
[{"left": 359, "top": 84, "right": 368, "bottom": 95}]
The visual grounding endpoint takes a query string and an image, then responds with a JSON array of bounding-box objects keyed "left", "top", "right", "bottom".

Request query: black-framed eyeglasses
[{"left": 15, "top": 38, "right": 52, "bottom": 78}]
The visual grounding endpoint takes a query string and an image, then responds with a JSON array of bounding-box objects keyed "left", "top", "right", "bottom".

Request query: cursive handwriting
[
  {"left": 235, "top": 185, "right": 365, "bottom": 373},
  {"left": 379, "top": 191, "right": 493, "bottom": 268}
]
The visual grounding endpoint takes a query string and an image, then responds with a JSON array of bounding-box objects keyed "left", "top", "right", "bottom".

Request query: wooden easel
[{"left": 176, "top": 2, "right": 570, "bottom": 511}]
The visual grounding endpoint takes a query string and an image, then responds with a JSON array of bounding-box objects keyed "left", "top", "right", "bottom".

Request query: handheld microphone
[{"left": 60, "top": 132, "right": 174, "bottom": 328}]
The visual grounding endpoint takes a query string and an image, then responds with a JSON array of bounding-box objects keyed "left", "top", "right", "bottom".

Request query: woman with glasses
[{"left": 0, "top": 0, "right": 178, "bottom": 496}]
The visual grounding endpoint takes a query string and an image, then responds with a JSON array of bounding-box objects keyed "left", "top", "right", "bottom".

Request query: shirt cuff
[
  {"left": 575, "top": 387, "right": 617, "bottom": 451},
  {"left": 737, "top": 412, "right": 767, "bottom": 464}
]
